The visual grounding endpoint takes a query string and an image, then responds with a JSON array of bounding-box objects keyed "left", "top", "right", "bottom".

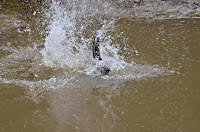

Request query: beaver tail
[{"left": 93, "top": 34, "right": 102, "bottom": 60}]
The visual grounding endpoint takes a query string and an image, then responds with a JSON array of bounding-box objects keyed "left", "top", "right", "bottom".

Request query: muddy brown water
[{"left": 0, "top": 1, "right": 200, "bottom": 132}]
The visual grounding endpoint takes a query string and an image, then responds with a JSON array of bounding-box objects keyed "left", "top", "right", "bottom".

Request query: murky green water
[{"left": 0, "top": 1, "right": 200, "bottom": 132}]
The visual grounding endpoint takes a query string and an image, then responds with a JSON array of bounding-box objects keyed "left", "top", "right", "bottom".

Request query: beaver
[{"left": 93, "top": 33, "right": 110, "bottom": 75}]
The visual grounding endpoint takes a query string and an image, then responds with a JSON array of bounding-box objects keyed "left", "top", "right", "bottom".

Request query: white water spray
[{"left": 40, "top": 0, "right": 169, "bottom": 78}]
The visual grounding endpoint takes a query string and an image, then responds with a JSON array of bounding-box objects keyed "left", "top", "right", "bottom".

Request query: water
[{"left": 0, "top": 0, "right": 200, "bottom": 131}]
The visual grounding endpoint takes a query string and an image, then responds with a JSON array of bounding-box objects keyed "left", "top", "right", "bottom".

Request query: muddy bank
[
  {"left": 1, "top": 0, "right": 200, "bottom": 19},
  {"left": 113, "top": 0, "right": 200, "bottom": 19}
]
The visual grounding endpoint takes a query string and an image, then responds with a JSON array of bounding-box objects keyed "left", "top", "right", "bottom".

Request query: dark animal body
[{"left": 93, "top": 35, "right": 110, "bottom": 75}]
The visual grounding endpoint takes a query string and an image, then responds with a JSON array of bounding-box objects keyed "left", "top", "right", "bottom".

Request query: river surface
[{"left": 0, "top": 0, "right": 200, "bottom": 132}]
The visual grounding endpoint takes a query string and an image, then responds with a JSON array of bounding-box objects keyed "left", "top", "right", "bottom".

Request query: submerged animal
[{"left": 93, "top": 33, "right": 110, "bottom": 75}]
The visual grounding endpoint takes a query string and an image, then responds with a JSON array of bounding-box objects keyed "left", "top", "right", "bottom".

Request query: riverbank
[
  {"left": 113, "top": 0, "right": 200, "bottom": 19},
  {"left": 1, "top": 0, "right": 200, "bottom": 19}
]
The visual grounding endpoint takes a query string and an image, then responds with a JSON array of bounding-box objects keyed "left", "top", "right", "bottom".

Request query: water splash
[
  {"left": 0, "top": 0, "right": 172, "bottom": 85},
  {"left": 40, "top": 0, "right": 170, "bottom": 79},
  {"left": 41, "top": 1, "right": 119, "bottom": 74}
]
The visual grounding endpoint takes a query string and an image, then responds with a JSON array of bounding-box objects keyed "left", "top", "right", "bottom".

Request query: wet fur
[{"left": 93, "top": 35, "right": 110, "bottom": 75}]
